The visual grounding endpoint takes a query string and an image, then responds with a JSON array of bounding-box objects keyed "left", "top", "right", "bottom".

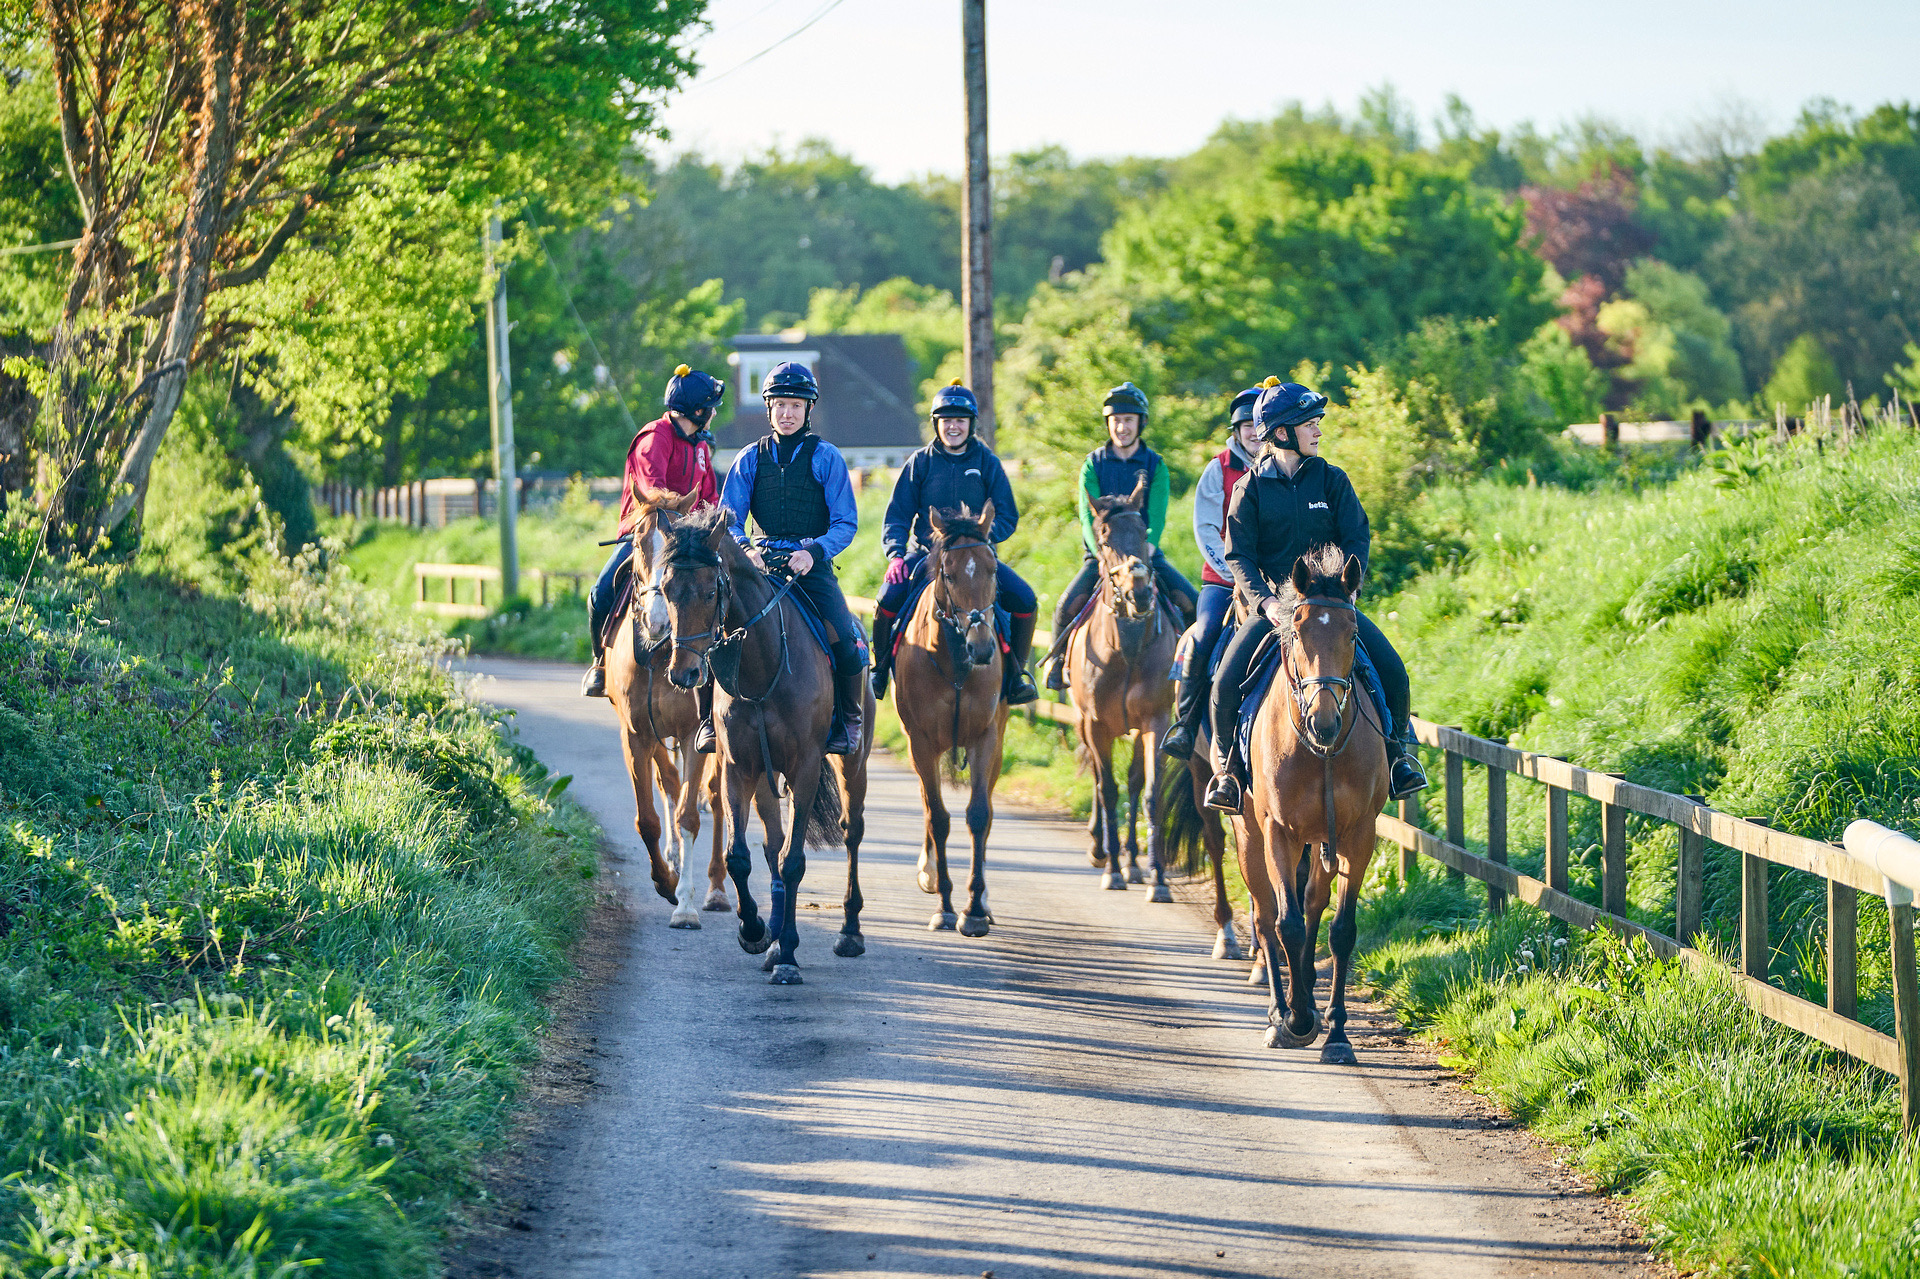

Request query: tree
[
  {"left": 0, "top": 0, "right": 701, "bottom": 544},
  {"left": 1761, "top": 334, "right": 1844, "bottom": 412}
]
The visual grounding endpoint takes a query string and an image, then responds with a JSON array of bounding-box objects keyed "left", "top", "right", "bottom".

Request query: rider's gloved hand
[
  {"left": 1261, "top": 597, "right": 1289, "bottom": 628},
  {"left": 884, "top": 557, "right": 908, "bottom": 586}
]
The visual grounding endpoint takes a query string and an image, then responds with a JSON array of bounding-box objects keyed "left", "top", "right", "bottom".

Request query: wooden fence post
[
  {"left": 1690, "top": 409, "right": 1711, "bottom": 449},
  {"left": 1886, "top": 878, "right": 1920, "bottom": 1131},
  {"left": 1546, "top": 776, "right": 1569, "bottom": 894},
  {"left": 1602, "top": 775, "right": 1628, "bottom": 918},
  {"left": 1829, "top": 880, "right": 1858, "bottom": 1019},
  {"left": 1742, "top": 851, "right": 1769, "bottom": 980},
  {"left": 1486, "top": 749, "right": 1507, "bottom": 915},
  {"left": 1444, "top": 737, "right": 1465, "bottom": 883},
  {"left": 1602, "top": 412, "right": 1619, "bottom": 448},
  {"left": 1677, "top": 795, "right": 1706, "bottom": 945},
  {"left": 1398, "top": 795, "right": 1420, "bottom": 882}
]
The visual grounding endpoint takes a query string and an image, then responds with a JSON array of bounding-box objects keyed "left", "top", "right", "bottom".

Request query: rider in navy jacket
[{"left": 868, "top": 380, "right": 1040, "bottom": 705}]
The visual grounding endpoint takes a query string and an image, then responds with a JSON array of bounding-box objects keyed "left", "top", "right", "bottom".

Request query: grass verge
[{"left": 0, "top": 532, "right": 596, "bottom": 1275}]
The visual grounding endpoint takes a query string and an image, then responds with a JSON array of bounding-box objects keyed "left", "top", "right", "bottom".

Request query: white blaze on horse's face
[
  {"left": 1319, "top": 611, "right": 1331, "bottom": 626},
  {"left": 646, "top": 528, "right": 670, "bottom": 635},
  {"left": 964, "top": 557, "right": 976, "bottom": 579}
]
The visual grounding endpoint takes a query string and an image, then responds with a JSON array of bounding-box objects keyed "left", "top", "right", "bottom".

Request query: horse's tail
[
  {"left": 940, "top": 747, "right": 967, "bottom": 785},
  {"left": 805, "top": 761, "right": 846, "bottom": 850},
  {"left": 1162, "top": 755, "right": 1209, "bottom": 877}
]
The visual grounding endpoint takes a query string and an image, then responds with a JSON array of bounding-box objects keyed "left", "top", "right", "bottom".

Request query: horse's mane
[
  {"left": 662, "top": 504, "right": 738, "bottom": 566},
  {"left": 931, "top": 507, "right": 992, "bottom": 546},
  {"left": 1274, "top": 542, "right": 1353, "bottom": 648}
]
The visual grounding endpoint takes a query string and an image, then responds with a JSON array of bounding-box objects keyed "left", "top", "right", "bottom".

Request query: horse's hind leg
[
  {"left": 1141, "top": 729, "right": 1173, "bottom": 901},
  {"left": 668, "top": 745, "right": 704, "bottom": 928},
  {"left": 1124, "top": 737, "right": 1147, "bottom": 883},
  {"left": 908, "top": 733, "right": 957, "bottom": 929},
  {"left": 834, "top": 752, "right": 868, "bottom": 958},
  {"left": 703, "top": 766, "right": 730, "bottom": 911}
]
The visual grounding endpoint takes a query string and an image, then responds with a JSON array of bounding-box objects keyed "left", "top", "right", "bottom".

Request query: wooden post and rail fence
[
  {"left": 1384, "top": 718, "right": 1920, "bottom": 1129},
  {"left": 413, "top": 563, "right": 591, "bottom": 617}
]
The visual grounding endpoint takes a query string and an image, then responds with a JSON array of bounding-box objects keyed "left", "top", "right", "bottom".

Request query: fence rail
[
  {"left": 1384, "top": 717, "right": 1920, "bottom": 1126},
  {"left": 413, "top": 563, "right": 591, "bottom": 616}
]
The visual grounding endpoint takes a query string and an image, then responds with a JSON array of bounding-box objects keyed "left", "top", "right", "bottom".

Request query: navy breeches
[
  {"left": 876, "top": 552, "right": 1035, "bottom": 618},
  {"left": 790, "top": 561, "right": 865, "bottom": 671},
  {"left": 1190, "top": 583, "right": 1233, "bottom": 676}
]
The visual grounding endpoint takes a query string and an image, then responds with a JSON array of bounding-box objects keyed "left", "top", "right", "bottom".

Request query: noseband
[
  {"left": 931, "top": 536, "right": 995, "bottom": 673},
  {"left": 1284, "top": 594, "right": 1360, "bottom": 759}
]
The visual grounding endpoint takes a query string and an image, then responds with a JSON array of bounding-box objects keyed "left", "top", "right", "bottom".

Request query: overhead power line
[{"left": 685, "top": 0, "right": 852, "bottom": 92}]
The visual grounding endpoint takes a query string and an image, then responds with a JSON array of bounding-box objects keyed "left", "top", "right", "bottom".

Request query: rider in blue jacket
[
  {"left": 869, "top": 380, "right": 1040, "bottom": 705},
  {"left": 718, "top": 361, "right": 866, "bottom": 756}
]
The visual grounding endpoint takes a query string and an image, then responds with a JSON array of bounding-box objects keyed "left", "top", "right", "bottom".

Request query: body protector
[{"left": 1251, "top": 376, "right": 1329, "bottom": 453}]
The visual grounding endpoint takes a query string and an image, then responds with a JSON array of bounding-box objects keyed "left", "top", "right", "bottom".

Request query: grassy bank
[{"left": 0, "top": 531, "right": 596, "bottom": 1274}]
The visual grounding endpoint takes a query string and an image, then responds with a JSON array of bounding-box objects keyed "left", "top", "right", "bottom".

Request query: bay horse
[
  {"left": 1237, "top": 544, "right": 1390, "bottom": 1064},
  {"left": 609, "top": 487, "right": 730, "bottom": 926},
  {"left": 656, "top": 507, "right": 874, "bottom": 983},
  {"left": 1063, "top": 474, "right": 1177, "bottom": 898},
  {"left": 890, "top": 503, "right": 1006, "bottom": 936},
  {"left": 1159, "top": 714, "right": 1247, "bottom": 963}
]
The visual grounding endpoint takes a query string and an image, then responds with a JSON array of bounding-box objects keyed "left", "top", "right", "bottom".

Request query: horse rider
[
  {"left": 583, "top": 362, "right": 724, "bottom": 701},
  {"left": 1202, "top": 378, "right": 1429, "bottom": 813},
  {"left": 1161, "top": 383, "right": 1263, "bottom": 761},
  {"left": 717, "top": 360, "right": 867, "bottom": 756},
  {"left": 1041, "top": 381, "right": 1199, "bottom": 691},
  {"left": 868, "top": 379, "right": 1041, "bottom": 706}
]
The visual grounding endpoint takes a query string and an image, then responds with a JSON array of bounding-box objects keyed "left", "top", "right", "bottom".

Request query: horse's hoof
[
  {"left": 917, "top": 871, "right": 938, "bottom": 895},
  {"left": 652, "top": 880, "right": 678, "bottom": 904},
  {"left": 761, "top": 949, "right": 777, "bottom": 972},
  {"left": 1321, "top": 1039, "right": 1357, "bottom": 1066},
  {"left": 833, "top": 934, "right": 866, "bottom": 958},
  {"left": 738, "top": 923, "right": 773, "bottom": 955},
  {"left": 1148, "top": 884, "right": 1174, "bottom": 904},
  {"left": 1213, "top": 935, "right": 1245, "bottom": 962},
  {"left": 668, "top": 912, "right": 702, "bottom": 930},
  {"left": 1262, "top": 1023, "right": 1284, "bottom": 1049},
  {"left": 1127, "top": 866, "right": 1146, "bottom": 885},
  {"left": 959, "top": 914, "right": 990, "bottom": 938},
  {"left": 1088, "top": 850, "right": 1107, "bottom": 869},
  {"left": 929, "top": 911, "right": 958, "bottom": 931},
  {"left": 1271, "top": 1011, "right": 1322, "bottom": 1049},
  {"left": 1103, "top": 871, "right": 1127, "bottom": 891},
  {"left": 1247, "top": 963, "right": 1268, "bottom": 987},
  {"left": 702, "top": 890, "right": 731, "bottom": 912},
  {"left": 769, "top": 964, "right": 803, "bottom": 985}
]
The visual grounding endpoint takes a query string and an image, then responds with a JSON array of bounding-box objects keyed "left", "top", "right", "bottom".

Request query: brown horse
[
  {"left": 1064, "top": 475, "right": 1178, "bottom": 898},
  {"left": 890, "top": 503, "right": 1006, "bottom": 936},
  {"left": 1236, "top": 544, "right": 1390, "bottom": 1063},
  {"left": 656, "top": 506, "right": 874, "bottom": 982},
  {"left": 608, "top": 488, "right": 730, "bottom": 926},
  {"left": 1160, "top": 713, "right": 1247, "bottom": 963}
]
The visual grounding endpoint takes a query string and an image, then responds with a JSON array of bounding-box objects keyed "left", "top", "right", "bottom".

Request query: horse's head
[
  {"left": 630, "top": 486, "right": 700, "bottom": 644},
  {"left": 928, "top": 501, "right": 999, "bottom": 666},
  {"left": 1091, "top": 473, "right": 1154, "bottom": 619},
  {"left": 657, "top": 505, "right": 735, "bottom": 689},
  {"left": 1283, "top": 544, "right": 1363, "bottom": 750}
]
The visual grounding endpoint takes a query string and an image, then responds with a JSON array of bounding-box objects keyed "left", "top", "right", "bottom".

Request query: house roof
[{"left": 714, "top": 332, "right": 925, "bottom": 451}]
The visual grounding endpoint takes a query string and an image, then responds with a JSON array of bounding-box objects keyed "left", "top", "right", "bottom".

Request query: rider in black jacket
[{"left": 1203, "top": 379, "right": 1429, "bottom": 813}]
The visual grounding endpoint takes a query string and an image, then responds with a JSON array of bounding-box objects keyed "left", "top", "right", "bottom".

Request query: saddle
[
  {"left": 602, "top": 557, "right": 636, "bottom": 651},
  {"left": 1235, "top": 632, "right": 1391, "bottom": 765}
]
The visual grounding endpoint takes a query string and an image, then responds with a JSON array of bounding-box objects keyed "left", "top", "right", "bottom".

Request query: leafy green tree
[
  {"left": 1516, "top": 321, "right": 1607, "bottom": 425},
  {"left": 1595, "top": 260, "right": 1746, "bottom": 416},
  {"left": 1746, "top": 100, "right": 1920, "bottom": 209},
  {"left": 1761, "top": 334, "right": 1844, "bottom": 412}
]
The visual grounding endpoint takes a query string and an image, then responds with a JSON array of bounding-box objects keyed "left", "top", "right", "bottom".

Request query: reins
[
  {"left": 662, "top": 540, "right": 797, "bottom": 790},
  {"left": 1093, "top": 527, "right": 1163, "bottom": 737},
  {"left": 926, "top": 534, "right": 996, "bottom": 772},
  {"left": 1278, "top": 591, "right": 1385, "bottom": 877}
]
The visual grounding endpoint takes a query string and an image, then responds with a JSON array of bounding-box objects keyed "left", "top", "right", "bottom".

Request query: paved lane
[{"left": 452, "top": 658, "right": 1648, "bottom": 1279}]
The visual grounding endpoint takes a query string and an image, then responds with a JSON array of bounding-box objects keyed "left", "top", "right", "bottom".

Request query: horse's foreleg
[
  {"left": 959, "top": 728, "right": 997, "bottom": 938},
  {"left": 1143, "top": 724, "right": 1172, "bottom": 902},
  {"left": 767, "top": 762, "right": 818, "bottom": 984},
  {"left": 1239, "top": 817, "right": 1284, "bottom": 1018},
  {"left": 1267, "top": 834, "right": 1320, "bottom": 1049},
  {"left": 1080, "top": 720, "right": 1107, "bottom": 869},
  {"left": 620, "top": 726, "right": 678, "bottom": 904},
  {"left": 1322, "top": 819, "right": 1377, "bottom": 1065},
  {"left": 668, "top": 744, "right": 704, "bottom": 928},
  {"left": 703, "top": 763, "right": 730, "bottom": 911},
  {"left": 834, "top": 757, "right": 867, "bottom": 958},
  {"left": 724, "top": 761, "right": 771, "bottom": 955},
  {"left": 1124, "top": 737, "right": 1146, "bottom": 883},
  {"left": 1092, "top": 728, "right": 1125, "bottom": 890},
  {"left": 907, "top": 734, "right": 956, "bottom": 930}
]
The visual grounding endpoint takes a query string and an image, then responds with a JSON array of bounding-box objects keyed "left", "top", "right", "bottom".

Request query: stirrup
[
  {"left": 1007, "top": 668, "right": 1039, "bottom": 706},
  {"left": 1161, "top": 721, "right": 1196, "bottom": 761},
  {"left": 581, "top": 662, "right": 607, "bottom": 699},
  {"left": 693, "top": 718, "right": 717, "bottom": 754},
  {"left": 1390, "top": 752, "right": 1429, "bottom": 800},
  {"left": 1044, "top": 658, "right": 1067, "bottom": 692},
  {"left": 1204, "top": 772, "right": 1243, "bottom": 814}
]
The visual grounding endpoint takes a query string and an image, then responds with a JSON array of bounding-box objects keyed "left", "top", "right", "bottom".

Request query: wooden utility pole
[
  {"left": 961, "top": 0, "right": 994, "bottom": 445},
  {"left": 484, "top": 212, "right": 520, "bottom": 599}
]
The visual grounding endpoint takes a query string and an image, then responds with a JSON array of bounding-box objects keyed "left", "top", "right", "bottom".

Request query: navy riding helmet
[
  {"left": 1252, "top": 376, "right": 1329, "bottom": 451},
  {"left": 664, "top": 363, "right": 726, "bottom": 427},
  {"left": 930, "top": 378, "right": 979, "bottom": 438},
  {"left": 761, "top": 361, "right": 819, "bottom": 402},
  {"left": 1228, "top": 384, "right": 1262, "bottom": 427},
  {"left": 1102, "top": 381, "right": 1150, "bottom": 425}
]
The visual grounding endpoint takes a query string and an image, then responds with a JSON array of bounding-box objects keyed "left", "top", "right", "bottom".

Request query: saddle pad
[
  {"left": 602, "top": 563, "right": 635, "bottom": 650},
  {"left": 1235, "top": 635, "right": 1391, "bottom": 764},
  {"left": 783, "top": 581, "right": 868, "bottom": 665}
]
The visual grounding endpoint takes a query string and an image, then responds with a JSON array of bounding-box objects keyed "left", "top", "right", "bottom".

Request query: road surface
[{"left": 448, "top": 658, "right": 1650, "bottom": 1279}]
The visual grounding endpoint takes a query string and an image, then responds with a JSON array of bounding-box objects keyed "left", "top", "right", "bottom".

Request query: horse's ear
[
  {"left": 1342, "top": 554, "right": 1363, "bottom": 597},
  {"left": 635, "top": 483, "right": 675, "bottom": 510},
  {"left": 671, "top": 489, "right": 699, "bottom": 514},
  {"left": 1289, "top": 557, "right": 1313, "bottom": 598},
  {"left": 979, "top": 499, "right": 995, "bottom": 534},
  {"left": 708, "top": 509, "right": 736, "bottom": 553},
  {"left": 1127, "top": 471, "right": 1150, "bottom": 512},
  {"left": 929, "top": 506, "right": 949, "bottom": 534}
]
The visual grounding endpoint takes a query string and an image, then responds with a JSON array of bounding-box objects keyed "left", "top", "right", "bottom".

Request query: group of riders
[{"left": 581, "top": 359, "right": 1429, "bottom": 813}]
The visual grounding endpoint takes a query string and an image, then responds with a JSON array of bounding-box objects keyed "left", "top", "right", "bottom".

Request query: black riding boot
[
  {"left": 1161, "top": 667, "right": 1207, "bottom": 760},
  {"left": 869, "top": 613, "right": 896, "bottom": 699},
  {"left": 1204, "top": 742, "right": 1244, "bottom": 813},
  {"left": 581, "top": 647, "right": 607, "bottom": 698},
  {"left": 693, "top": 682, "right": 716, "bottom": 753},
  {"left": 1388, "top": 717, "right": 1429, "bottom": 799},
  {"left": 1005, "top": 612, "right": 1039, "bottom": 705},
  {"left": 825, "top": 640, "right": 864, "bottom": 756}
]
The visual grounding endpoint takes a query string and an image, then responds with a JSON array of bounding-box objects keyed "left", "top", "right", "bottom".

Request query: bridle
[
  {"left": 1093, "top": 514, "right": 1165, "bottom": 735},
  {"left": 1282, "top": 594, "right": 1362, "bottom": 761},
  {"left": 927, "top": 533, "right": 997, "bottom": 772}
]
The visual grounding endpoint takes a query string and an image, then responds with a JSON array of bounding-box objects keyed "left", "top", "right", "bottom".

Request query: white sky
[{"left": 651, "top": 0, "right": 1920, "bottom": 182}]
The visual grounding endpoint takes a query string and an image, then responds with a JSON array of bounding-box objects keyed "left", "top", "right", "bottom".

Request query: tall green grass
[{"left": 0, "top": 523, "right": 595, "bottom": 1274}]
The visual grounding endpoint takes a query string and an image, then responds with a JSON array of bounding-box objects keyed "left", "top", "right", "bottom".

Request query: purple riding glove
[{"left": 884, "top": 557, "right": 909, "bottom": 586}]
